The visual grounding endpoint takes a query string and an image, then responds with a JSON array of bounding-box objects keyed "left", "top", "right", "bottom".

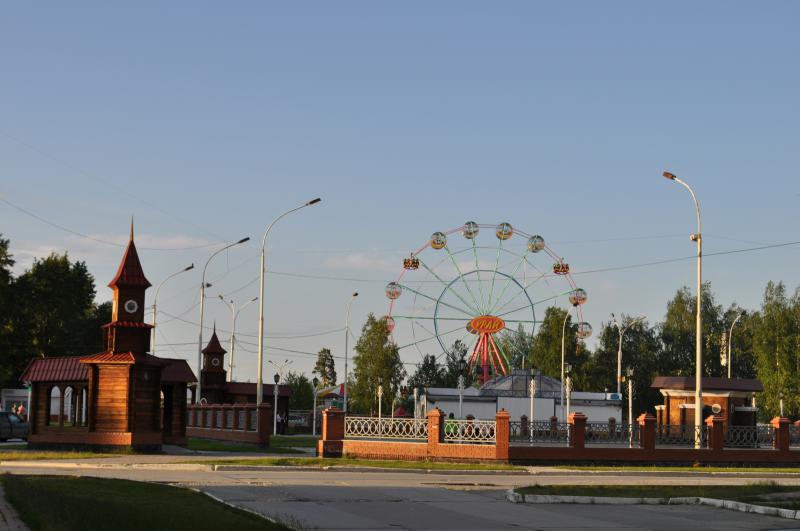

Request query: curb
[
  {"left": 505, "top": 490, "right": 800, "bottom": 520},
  {"left": 0, "top": 461, "right": 213, "bottom": 471},
  {"left": 532, "top": 469, "right": 800, "bottom": 478}
]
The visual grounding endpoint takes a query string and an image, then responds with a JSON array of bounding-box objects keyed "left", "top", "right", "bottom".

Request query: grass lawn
[
  {"left": 0, "top": 449, "right": 113, "bottom": 461},
  {"left": 515, "top": 482, "right": 800, "bottom": 500},
  {"left": 555, "top": 465, "right": 800, "bottom": 474},
  {"left": 1, "top": 475, "right": 288, "bottom": 531},
  {"left": 271, "top": 435, "right": 320, "bottom": 448},
  {"left": 196, "top": 455, "right": 523, "bottom": 471},
  {"left": 187, "top": 438, "right": 303, "bottom": 454}
]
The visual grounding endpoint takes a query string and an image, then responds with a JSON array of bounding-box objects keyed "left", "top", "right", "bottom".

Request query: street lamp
[
  {"left": 218, "top": 295, "right": 258, "bottom": 382},
  {"left": 413, "top": 387, "right": 419, "bottom": 419},
  {"left": 663, "top": 170, "right": 703, "bottom": 448},
  {"left": 342, "top": 292, "right": 359, "bottom": 414},
  {"left": 457, "top": 359, "right": 466, "bottom": 419},
  {"left": 611, "top": 314, "right": 645, "bottom": 395},
  {"left": 273, "top": 373, "right": 281, "bottom": 435},
  {"left": 151, "top": 263, "right": 194, "bottom": 355},
  {"left": 312, "top": 376, "right": 319, "bottom": 437},
  {"left": 377, "top": 383, "right": 384, "bottom": 436},
  {"left": 779, "top": 392, "right": 785, "bottom": 418},
  {"left": 269, "top": 359, "right": 292, "bottom": 435},
  {"left": 727, "top": 311, "right": 745, "bottom": 379},
  {"left": 626, "top": 367, "right": 634, "bottom": 447},
  {"left": 256, "top": 198, "right": 321, "bottom": 406},
  {"left": 196, "top": 238, "right": 250, "bottom": 403},
  {"left": 529, "top": 376, "right": 537, "bottom": 443}
]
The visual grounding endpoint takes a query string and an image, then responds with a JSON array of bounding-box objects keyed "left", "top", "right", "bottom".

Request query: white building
[{"left": 423, "top": 370, "right": 622, "bottom": 423}]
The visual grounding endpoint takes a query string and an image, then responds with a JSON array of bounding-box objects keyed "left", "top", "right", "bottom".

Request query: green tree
[
  {"left": 407, "top": 354, "right": 445, "bottom": 389},
  {"left": 722, "top": 305, "right": 757, "bottom": 379},
  {"left": 284, "top": 371, "right": 314, "bottom": 410},
  {"left": 496, "top": 324, "right": 535, "bottom": 370},
  {"left": 442, "top": 339, "right": 472, "bottom": 388},
  {"left": 350, "top": 314, "right": 406, "bottom": 415},
  {"left": 528, "top": 307, "right": 582, "bottom": 380},
  {"left": 312, "top": 347, "right": 337, "bottom": 387}
]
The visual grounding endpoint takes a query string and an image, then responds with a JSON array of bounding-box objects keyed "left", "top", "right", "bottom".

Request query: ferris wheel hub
[{"left": 467, "top": 315, "right": 506, "bottom": 334}]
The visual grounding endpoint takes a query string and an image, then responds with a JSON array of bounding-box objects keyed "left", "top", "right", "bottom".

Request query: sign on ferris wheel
[{"left": 384, "top": 222, "right": 591, "bottom": 384}]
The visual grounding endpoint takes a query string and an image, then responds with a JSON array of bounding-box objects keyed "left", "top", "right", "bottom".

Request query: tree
[
  {"left": 313, "top": 348, "right": 337, "bottom": 387},
  {"left": 496, "top": 324, "right": 534, "bottom": 370},
  {"left": 0, "top": 247, "right": 111, "bottom": 389},
  {"left": 407, "top": 354, "right": 445, "bottom": 389},
  {"left": 442, "top": 339, "right": 472, "bottom": 388},
  {"left": 527, "top": 307, "right": 582, "bottom": 380},
  {"left": 284, "top": 371, "right": 314, "bottom": 410},
  {"left": 349, "top": 314, "right": 406, "bottom": 415}
]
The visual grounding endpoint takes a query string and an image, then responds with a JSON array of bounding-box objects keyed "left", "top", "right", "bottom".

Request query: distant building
[
  {"left": 423, "top": 369, "right": 622, "bottom": 422},
  {"left": 651, "top": 376, "right": 763, "bottom": 427},
  {"left": 198, "top": 330, "right": 291, "bottom": 422},
  {"left": 20, "top": 224, "right": 196, "bottom": 451}
]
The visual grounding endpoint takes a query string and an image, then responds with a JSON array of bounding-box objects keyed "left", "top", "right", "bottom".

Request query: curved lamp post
[
  {"left": 269, "top": 359, "right": 292, "bottom": 434},
  {"left": 663, "top": 171, "right": 703, "bottom": 448},
  {"left": 342, "top": 292, "right": 359, "bottom": 414},
  {"left": 256, "top": 198, "right": 321, "bottom": 406},
  {"left": 217, "top": 295, "right": 259, "bottom": 382},
  {"left": 151, "top": 263, "right": 194, "bottom": 355},
  {"left": 196, "top": 238, "right": 250, "bottom": 403},
  {"left": 727, "top": 311, "right": 745, "bottom": 379},
  {"left": 612, "top": 314, "right": 645, "bottom": 396}
]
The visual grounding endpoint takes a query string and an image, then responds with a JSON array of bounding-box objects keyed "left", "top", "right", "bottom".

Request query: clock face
[
  {"left": 211, "top": 357, "right": 220, "bottom": 367},
  {"left": 124, "top": 299, "right": 139, "bottom": 314}
]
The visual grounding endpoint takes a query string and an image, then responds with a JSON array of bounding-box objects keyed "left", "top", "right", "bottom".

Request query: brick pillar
[
  {"left": 771, "top": 416, "right": 790, "bottom": 452},
  {"left": 317, "top": 408, "right": 345, "bottom": 457},
  {"left": 257, "top": 403, "right": 273, "bottom": 446},
  {"left": 568, "top": 412, "right": 587, "bottom": 450},
  {"left": 495, "top": 410, "right": 510, "bottom": 461},
  {"left": 706, "top": 415, "right": 725, "bottom": 451},
  {"left": 520, "top": 415, "right": 529, "bottom": 438},
  {"left": 427, "top": 408, "right": 443, "bottom": 456},
  {"left": 638, "top": 413, "right": 656, "bottom": 451}
]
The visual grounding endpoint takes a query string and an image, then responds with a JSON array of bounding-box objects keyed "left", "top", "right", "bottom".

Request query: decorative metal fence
[
  {"left": 344, "top": 416, "right": 428, "bottom": 441},
  {"left": 509, "top": 420, "right": 569, "bottom": 445},
  {"left": 724, "top": 425, "right": 774, "bottom": 449},
  {"left": 585, "top": 422, "right": 638, "bottom": 446},
  {"left": 443, "top": 419, "right": 496, "bottom": 444},
  {"left": 790, "top": 424, "right": 800, "bottom": 448},
  {"left": 656, "top": 424, "right": 707, "bottom": 447}
]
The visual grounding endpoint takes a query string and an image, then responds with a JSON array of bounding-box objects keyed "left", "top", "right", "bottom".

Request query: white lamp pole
[
  {"left": 727, "top": 311, "right": 744, "bottom": 379},
  {"left": 197, "top": 238, "right": 249, "bottom": 403},
  {"left": 529, "top": 377, "right": 536, "bottom": 443},
  {"left": 218, "top": 295, "right": 258, "bottom": 382},
  {"left": 457, "top": 375, "right": 464, "bottom": 419},
  {"left": 613, "top": 314, "right": 645, "bottom": 396},
  {"left": 626, "top": 367, "right": 634, "bottom": 447},
  {"left": 312, "top": 377, "right": 319, "bottom": 437},
  {"left": 256, "top": 198, "right": 321, "bottom": 406},
  {"left": 663, "top": 171, "right": 703, "bottom": 449},
  {"left": 269, "top": 359, "right": 292, "bottom": 434},
  {"left": 560, "top": 309, "right": 572, "bottom": 421},
  {"left": 151, "top": 263, "right": 194, "bottom": 355},
  {"left": 342, "top": 292, "right": 359, "bottom": 414}
]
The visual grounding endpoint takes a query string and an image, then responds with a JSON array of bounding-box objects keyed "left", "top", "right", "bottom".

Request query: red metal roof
[
  {"left": 20, "top": 356, "right": 88, "bottom": 383},
  {"left": 108, "top": 225, "right": 151, "bottom": 289},
  {"left": 651, "top": 376, "right": 763, "bottom": 392},
  {"left": 101, "top": 321, "right": 154, "bottom": 329},
  {"left": 80, "top": 352, "right": 136, "bottom": 364},
  {"left": 202, "top": 330, "right": 226, "bottom": 355},
  {"left": 161, "top": 358, "right": 197, "bottom": 383}
]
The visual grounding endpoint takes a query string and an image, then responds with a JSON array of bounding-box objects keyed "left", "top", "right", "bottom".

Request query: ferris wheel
[{"left": 385, "top": 222, "right": 591, "bottom": 383}]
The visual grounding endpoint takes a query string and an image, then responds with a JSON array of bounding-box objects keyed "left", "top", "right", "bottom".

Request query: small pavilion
[
  {"left": 651, "top": 376, "right": 762, "bottom": 427},
  {"left": 20, "top": 224, "right": 196, "bottom": 451}
]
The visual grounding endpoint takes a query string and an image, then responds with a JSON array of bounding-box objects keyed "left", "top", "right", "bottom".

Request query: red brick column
[
  {"left": 638, "top": 413, "right": 656, "bottom": 451},
  {"left": 772, "top": 416, "right": 790, "bottom": 452},
  {"left": 706, "top": 415, "right": 725, "bottom": 452},
  {"left": 495, "top": 410, "right": 510, "bottom": 461},
  {"left": 257, "top": 403, "right": 272, "bottom": 446},
  {"left": 427, "top": 408, "right": 443, "bottom": 458},
  {"left": 318, "top": 408, "right": 345, "bottom": 457},
  {"left": 568, "top": 412, "right": 587, "bottom": 450}
]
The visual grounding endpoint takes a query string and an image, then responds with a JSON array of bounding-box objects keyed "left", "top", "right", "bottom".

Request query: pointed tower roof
[
  {"left": 202, "top": 326, "right": 227, "bottom": 355},
  {"left": 108, "top": 219, "right": 151, "bottom": 289}
]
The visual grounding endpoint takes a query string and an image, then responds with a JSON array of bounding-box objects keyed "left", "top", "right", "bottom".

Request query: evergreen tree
[
  {"left": 284, "top": 371, "right": 314, "bottom": 410},
  {"left": 528, "top": 307, "right": 581, "bottom": 379},
  {"left": 312, "top": 347, "right": 337, "bottom": 387},
  {"left": 442, "top": 339, "right": 472, "bottom": 387},
  {"left": 407, "top": 354, "right": 445, "bottom": 389},
  {"left": 350, "top": 314, "right": 406, "bottom": 415}
]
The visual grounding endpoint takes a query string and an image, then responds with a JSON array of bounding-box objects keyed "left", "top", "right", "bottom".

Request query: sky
[{"left": 1, "top": 2, "right": 799, "bottom": 385}]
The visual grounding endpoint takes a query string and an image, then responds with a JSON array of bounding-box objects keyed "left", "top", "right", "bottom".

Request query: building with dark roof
[
  {"left": 651, "top": 376, "right": 763, "bottom": 427},
  {"left": 19, "top": 223, "right": 196, "bottom": 451}
]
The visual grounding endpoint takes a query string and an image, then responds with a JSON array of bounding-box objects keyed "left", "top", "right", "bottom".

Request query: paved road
[{"left": 3, "top": 464, "right": 800, "bottom": 530}]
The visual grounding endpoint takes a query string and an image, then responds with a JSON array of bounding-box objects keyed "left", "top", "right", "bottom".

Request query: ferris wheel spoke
[
  {"left": 495, "top": 290, "right": 573, "bottom": 319},
  {"left": 398, "top": 283, "right": 475, "bottom": 318},
  {"left": 471, "top": 238, "right": 487, "bottom": 312},
  {"left": 486, "top": 238, "right": 504, "bottom": 313},
  {"left": 444, "top": 245, "right": 484, "bottom": 315},
  {"left": 416, "top": 258, "right": 481, "bottom": 315},
  {"left": 396, "top": 321, "right": 474, "bottom": 351},
  {"left": 487, "top": 248, "right": 531, "bottom": 315},
  {"left": 491, "top": 271, "right": 548, "bottom": 316}
]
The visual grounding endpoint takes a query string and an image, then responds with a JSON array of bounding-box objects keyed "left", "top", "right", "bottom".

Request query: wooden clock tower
[{"left": 200, "top": 328, "right": 227, "bottom": 403}]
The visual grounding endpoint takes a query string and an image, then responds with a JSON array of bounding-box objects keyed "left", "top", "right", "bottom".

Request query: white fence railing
[
  {"left": 443, "top": 419, "right": 496, "bottom": 444},
  {"left": 344, "top": 416, "right": 428, "bottom": 440}
]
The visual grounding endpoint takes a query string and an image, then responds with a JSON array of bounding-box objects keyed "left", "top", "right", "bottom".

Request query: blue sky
[{"left": 2, "top": 2, "right": 799, "bottom": 382}]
